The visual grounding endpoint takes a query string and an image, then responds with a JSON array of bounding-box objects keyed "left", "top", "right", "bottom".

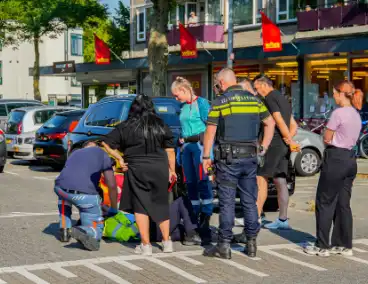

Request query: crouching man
[{"left": 54, "top": 141, "right": 119, "bottom": 251}]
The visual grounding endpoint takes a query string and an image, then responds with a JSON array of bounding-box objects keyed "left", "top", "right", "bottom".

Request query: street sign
[{"left": 52, "top": 61, "right": 76, "bottom": 74}]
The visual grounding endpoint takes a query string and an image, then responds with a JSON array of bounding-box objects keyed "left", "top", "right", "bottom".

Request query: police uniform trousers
[
  {"left": 315, "top": 146, "right": 357, "bottom": 249},
  {"left": 215, "top": 156, "right": 260, "bottom": 242}
]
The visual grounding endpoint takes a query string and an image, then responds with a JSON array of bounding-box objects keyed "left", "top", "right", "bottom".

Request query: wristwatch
[{"left": 202, "top": 156, "right": 210, "bottom": 160}]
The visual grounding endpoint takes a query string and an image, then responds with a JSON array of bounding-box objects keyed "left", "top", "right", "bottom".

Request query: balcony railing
[
  {"left": 297, "top": 2, "right": 368, "bottom": 32},
  {"left": 147, "top": 22, "right": 224, "bottom": 46}
]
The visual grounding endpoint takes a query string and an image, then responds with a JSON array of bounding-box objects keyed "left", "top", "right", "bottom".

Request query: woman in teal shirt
[{"left": 171, "top": 76, "right": 213, "bottom": 243}]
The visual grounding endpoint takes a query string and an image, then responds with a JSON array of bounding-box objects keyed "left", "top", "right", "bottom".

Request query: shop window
[
  {"left": 352, "top": 57, "right": 368, "bottom": 113},
  {"left": 71, "top": 33, "right": 83, "bottom": 56},
  {"left": 263, "top": 61, "right": 299, "bottom": 115},
  {"left": 304, "top": 56, "right": 348, "bottom": 119},
  {"left": 233, "top": 64, "right": 261, "bottom": 81},
  {"left": 233, "top": 0, "right": 262, "bottom": 27}
]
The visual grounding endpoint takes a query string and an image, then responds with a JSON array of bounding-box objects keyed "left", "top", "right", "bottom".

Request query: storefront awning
[{"left": 33, "top": 34, "right": 368, "bottom": 78}]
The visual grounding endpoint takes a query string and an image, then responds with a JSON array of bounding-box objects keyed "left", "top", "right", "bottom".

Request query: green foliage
[
  {"left": 83, "top": 0, "right": 129, "bottom": 63},
  {"left": 0, "top": 0, "right": 108, "bottom": 44}
]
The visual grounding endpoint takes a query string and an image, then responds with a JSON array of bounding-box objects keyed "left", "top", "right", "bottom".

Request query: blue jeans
[
  {"left": 54, "top": 186, "right": 104, "bottom": 240},
  {"left": 216, "top": 157, "right": 260, "bottom": 242},
  {"left": 182, "top": 142, "right": 213, "bottom": 216}
]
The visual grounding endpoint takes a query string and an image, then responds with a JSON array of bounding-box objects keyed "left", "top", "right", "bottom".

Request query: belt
[
  {"left": 183, "top": 134, "right": 201, "bottom": 143},
  {"left": 65, "top": 189, "right": 88, "bottom": 195}
]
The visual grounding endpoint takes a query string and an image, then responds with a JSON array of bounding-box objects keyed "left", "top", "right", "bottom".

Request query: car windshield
[
  {"left": 43, "top": 115, "right": 68, "bottom": 129},
  {"left": 154, "top": 103, "right": 180, "bottom": 127},
  {"left": 8, "top": 111, "right": 25, "bottom": 123}
]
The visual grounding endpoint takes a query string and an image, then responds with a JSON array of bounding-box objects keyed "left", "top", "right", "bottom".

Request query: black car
[
  {"left": 0, "top": 128, "right": 6, "bottom": 173},
  {"left": 34, "top": 109, "right": 85, "bottom": 170},
  {"left": 68, "top": 95, "right": 295, "bottom": 210}
]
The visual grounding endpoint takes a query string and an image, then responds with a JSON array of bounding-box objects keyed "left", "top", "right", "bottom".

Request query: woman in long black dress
[{"left": 102, "top": 94, "right": 177, "bottom": 256}]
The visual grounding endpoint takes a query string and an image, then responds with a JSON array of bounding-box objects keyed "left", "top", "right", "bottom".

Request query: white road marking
[
  {"left": 0, "top": 278, "right": 6, "bottom": 284},
  {"left": 344, "top": 256, "right": 368, "bottom": 265},
  {"left": 353, "top": 247, "right": 367, "bottom": 253},
  {"left": 14, "top": 268, "right": 50, "bottom": 284},
  {"left": 259, "top": 248, "right": 327, "bottom": 271},
  {"left": 147, "top": 258, "right": 207, "bottom": 283},
  {"left": 4, "top": 171, "right": 19, "bottom": 176},
  {"left": 175, "top": 255, "right": 204, "bottom": 265},
  {"left": 33, "top": 177, "right": 53, "bottom": 181},
  {"left": 114, "top": 259, "right": 143, "bottom": 270},
  {"left": 287, "top": 247, "right": 314, "bottom": 256},
  {"left": 47, "top": 264, "right": 77, "bottom": 278},
  {"left": 217, "top": 259, "right": 269, "bottom": 277},
  {"left": 84, "top": 263, "right": 131, "bottom": 284},
  {"left": 0, "top": 212, "right": 59, "bottom": 219},
  {"left": 294, "top": 191, "right": 314, "bottom": 194}
]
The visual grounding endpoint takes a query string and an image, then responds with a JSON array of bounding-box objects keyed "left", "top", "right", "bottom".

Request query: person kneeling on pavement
[{"left": 54, "top": 141, "right": 120, "bottom": 251}]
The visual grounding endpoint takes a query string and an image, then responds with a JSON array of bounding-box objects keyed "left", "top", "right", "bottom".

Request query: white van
[{"left": 5, "top": 106, "right": 78, "bottom": 160}]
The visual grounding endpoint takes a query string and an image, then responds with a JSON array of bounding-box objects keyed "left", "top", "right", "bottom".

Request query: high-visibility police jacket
[
  {"left": 103, "top": 212, "right": 139, "bottom": 242},
  {"left": 207, "top": 85, "right": 270, "bottom": 145}
]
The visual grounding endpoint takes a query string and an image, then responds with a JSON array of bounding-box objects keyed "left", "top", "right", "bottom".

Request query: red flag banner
[
  {"left": 260, "top": 12, "right": 282, "bottom": 52},
  {"left": 94, "top": 34, "right": 110, "bottom": 64},
  {"left": 179, "top": 23, "right": 197, "bottom": 59}
]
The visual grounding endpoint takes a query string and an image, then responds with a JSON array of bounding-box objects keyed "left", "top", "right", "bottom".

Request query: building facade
[
  {"left": 128, "top": 0, "right": 368, "bottom": 120},
  {"left": 36, "top": 0, "right": 368, "bottom": 120},
  {"left": 0, "top": 28, "right": 84, "bottom": 102}
]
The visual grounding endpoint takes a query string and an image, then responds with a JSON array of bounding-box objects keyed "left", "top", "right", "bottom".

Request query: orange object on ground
[{"left": 100, "top": 173, "right": 124, "bottom": 207}]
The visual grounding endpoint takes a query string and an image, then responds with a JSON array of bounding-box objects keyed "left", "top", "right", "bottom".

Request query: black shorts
[{"left": 258, "top": 141, "right": 290, "bottom": 178}]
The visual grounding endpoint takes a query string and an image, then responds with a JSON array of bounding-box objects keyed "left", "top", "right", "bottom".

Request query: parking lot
[{"left": 2, "top": 158, "right": 368, "bottom": 284}]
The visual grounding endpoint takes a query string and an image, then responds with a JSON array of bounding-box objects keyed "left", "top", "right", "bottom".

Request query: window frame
[
  {"left": 232, "top": 0, "right": 263, "bottom": 29},
  {"left": 0, "top": 104, "right": 7, "bottom": 116},
  {"left": 70, "top": 33, "right": 83, "bottom": 56},
  {"left": 276, "top": 0, "right": 298, "bottom": 23},
  {"left": 0, "top": 60, "right": 2, "bottom": 85},
  {"left": 136, "top": 7, "right": 147, "bottom": 42},
  {"left": 84, "top": 101, "right": 130, "bottom": 129},
  {"left": 33, "top": 110, "right": 57, "bottom": 125}
]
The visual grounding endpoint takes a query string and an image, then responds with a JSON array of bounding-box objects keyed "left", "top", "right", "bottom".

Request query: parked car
[
  {"left": 0, "top": 99, "right": 44, "bottom": 130},
  {"left": 291, "top": 128, "right": 325, "bottom": 176},
  {"left": 5, "top": 106, "right": 77, "bottom": 160},
  {"left": 68, "top": 95, "right": 295, "bottom": 209},
  {"left": 34, "top": 109, "right": 86, "bottom": 170},
  {"left": 0, "top": 128, "right": 6, "bottom": 173}
]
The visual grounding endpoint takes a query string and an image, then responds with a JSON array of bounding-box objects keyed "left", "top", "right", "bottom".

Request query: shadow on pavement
[
  {"left": 266, "top": 227, "right": 316, "bottom": 246},
  {"left": 10, "top": 159, "right": 60, "bottom": 173}
]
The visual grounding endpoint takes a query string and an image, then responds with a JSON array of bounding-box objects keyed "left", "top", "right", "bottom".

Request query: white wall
[{"left": 0, "top": 28, "right": 83, "bottom": 102}]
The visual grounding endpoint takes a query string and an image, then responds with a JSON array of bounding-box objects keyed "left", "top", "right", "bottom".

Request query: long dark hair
[{"left": 124, "top": 94, "right": 166, "bottom": 152}]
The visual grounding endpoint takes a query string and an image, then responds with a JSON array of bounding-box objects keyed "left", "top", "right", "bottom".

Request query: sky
[{"left": 100, "top": 0, "right": 130, "bottom": 16}]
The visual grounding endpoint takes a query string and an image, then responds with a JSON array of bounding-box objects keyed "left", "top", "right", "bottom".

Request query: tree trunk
[
  {"left": 33, "top": 37, "right": 41, "bottom": 101},
  {"left": 148, "top": 0, "right": 169, "bottom": 97}
]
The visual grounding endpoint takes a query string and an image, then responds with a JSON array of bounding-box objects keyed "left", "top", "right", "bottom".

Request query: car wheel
[
  {"left": 264, "top": 198, "right": 279, "bottom": 212},
  {"left": 295, "top": 149, "right": 320, "bottom": 177},
  {"left": 0, "top": 166, "right": 4, "bottom": 173}
]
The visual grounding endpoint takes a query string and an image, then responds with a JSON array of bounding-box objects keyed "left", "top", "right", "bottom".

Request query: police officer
[{"left": 202, "top": 68, "right": 275, "bottom": 258}]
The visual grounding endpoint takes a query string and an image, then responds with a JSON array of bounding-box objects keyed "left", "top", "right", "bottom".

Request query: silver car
[
  {"left": 291, "top": 127, "right": 325, "bottom": 176},
  {"left": 5, "top": 106, "right": 77, "bottom": 160}
]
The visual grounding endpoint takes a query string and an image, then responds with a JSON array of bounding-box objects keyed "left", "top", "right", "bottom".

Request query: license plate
[
  {"left": 6, "top": 139, "right": 12, "bottom": 144},
  {"left": 35, "top": 148, "right": 43, "bottom": 154},
  {"left": 13, "top": 146, "right": 19, "bottom": 152}
]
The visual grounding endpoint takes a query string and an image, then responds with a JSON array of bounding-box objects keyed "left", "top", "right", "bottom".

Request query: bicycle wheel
[{"left": 359, "top": 133, "right": 368, "bottom": 159}]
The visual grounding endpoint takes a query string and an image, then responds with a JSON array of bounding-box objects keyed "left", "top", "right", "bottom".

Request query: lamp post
[{"left": 227, "top": 0, "right": 234, "bottom": 69}]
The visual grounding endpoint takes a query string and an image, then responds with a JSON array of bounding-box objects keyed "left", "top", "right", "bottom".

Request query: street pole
[{"left": 227, "top": 0, "right": 234, "bottom": 69}]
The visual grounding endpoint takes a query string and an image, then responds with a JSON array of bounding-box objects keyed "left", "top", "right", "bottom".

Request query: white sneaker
[
  {"left": 134, "top": 243, "right": 152, "bottom": 256},
  {"left": 304, "top": 245, "right": 330, "bottom": 257},
  {"left": 162, "top": 239, "right": 174, "bottom": 253},
  {"left": 330, "top": 246, "right": 353, "bottom": 256}
]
